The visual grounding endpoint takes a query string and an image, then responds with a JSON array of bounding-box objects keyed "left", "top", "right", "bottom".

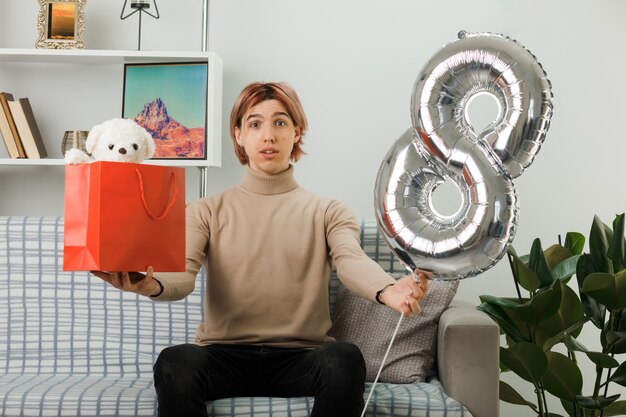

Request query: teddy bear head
[{"left": 85, "top": 118, "right": 156, "bottom": 163}]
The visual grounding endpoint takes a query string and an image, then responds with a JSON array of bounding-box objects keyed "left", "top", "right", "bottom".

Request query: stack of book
[{"left": 0, "top": 92, "right": 48, "bottom": 159}]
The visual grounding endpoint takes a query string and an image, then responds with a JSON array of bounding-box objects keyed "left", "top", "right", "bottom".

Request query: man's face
[{"left": 235, "top": 99, "right": 301, "bottom": 176}]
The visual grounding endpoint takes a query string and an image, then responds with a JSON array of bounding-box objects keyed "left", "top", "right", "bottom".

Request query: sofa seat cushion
[
  {"left": 0, "top": 373, "right": 157, "bottom": 417},
  {"left": 0, "top": 374, "right": 469, "bottom": 417},
  {"left": 208, "top": 380, "right": 470, "bottom": 417}
]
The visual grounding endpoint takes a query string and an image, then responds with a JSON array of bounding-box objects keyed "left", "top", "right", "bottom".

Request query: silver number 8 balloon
[{"left": 374, "top": 31, "right": 554, "bottom": 280}]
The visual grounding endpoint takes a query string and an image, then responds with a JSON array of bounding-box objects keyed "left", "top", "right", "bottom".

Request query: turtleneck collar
[{"left": 238, "top": 165, "right": 299, "bottom": 195}]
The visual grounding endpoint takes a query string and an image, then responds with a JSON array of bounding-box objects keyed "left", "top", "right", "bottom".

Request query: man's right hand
[{"left": 90, "top": 266, "right": 162, "bottom": 298}]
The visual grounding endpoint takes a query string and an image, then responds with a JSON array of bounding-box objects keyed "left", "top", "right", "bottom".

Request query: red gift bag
[{"left": 63, "top": 161, "right": 186, "bottom": 272}]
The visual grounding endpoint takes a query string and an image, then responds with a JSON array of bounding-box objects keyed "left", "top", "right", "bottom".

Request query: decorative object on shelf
[
  {"left": 120, "top": 0, "right": 160, "bottom": 51},
  {"left": 64, "top": 118, "right": 155, "bottom": 164},
  {"left": 36, "top": 0, "right": 86, "bottom": 49},
  {"left": 122, "top": 62, "right": 208, "bottom": 160},
  {"left": 61, "top": 130, "right": 89, "bottom": 156},
  {"left": 0, "top": 92, "right": 26, "bottom": 158},
  {"left": 7, "top": 98, "right": 48, "bottom": 158}
]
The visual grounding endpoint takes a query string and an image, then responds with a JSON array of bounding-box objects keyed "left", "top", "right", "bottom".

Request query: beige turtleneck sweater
[{"left": 155, "top": 165, "right": 395, "bottom": 348}]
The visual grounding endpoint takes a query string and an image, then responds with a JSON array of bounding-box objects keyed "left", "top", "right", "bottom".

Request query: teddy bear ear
[{"left": 85, "top": 122, "right": 104, "bottom": 154}]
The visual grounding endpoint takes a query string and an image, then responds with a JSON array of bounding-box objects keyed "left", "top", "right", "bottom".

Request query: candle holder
[
  {"left": 61, "top": 130, "right": 90, "bottom": 156},
  {"left": 120, "top": 0, "right": 160, "bottom": 50}
]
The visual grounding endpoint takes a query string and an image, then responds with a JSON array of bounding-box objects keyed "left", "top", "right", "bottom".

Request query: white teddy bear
[{"left": 65, "top": 118, "right": 156, "bottom": 164}]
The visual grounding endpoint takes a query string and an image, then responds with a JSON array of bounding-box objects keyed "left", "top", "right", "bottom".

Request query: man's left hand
[{"left": 380, "top": 269, "right": 431, "bottom": 316}]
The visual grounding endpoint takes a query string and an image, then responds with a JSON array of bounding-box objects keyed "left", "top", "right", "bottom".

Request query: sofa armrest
[{"left": 437, "top": 300, "right": 499, "bottom": 417}]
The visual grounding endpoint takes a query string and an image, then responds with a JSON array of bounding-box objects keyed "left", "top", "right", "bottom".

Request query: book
[
  {"left": 7, "top": 98, "right": 48, "bottom": 159},
  {"left": 0, "top": 92, "right": 26, "bottom": 158},
  {"left": 0, "top": 99, "right": 20, "bottom": 158}
]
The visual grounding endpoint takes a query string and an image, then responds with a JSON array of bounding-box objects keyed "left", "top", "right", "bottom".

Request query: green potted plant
[{"left": 478, "top": 213, "right": 626, "bottom": 417}]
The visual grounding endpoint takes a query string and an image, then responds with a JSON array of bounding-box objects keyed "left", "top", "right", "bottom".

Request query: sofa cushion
[
  {"left": 208, "top": 380, "right": 468, "bottom": 417},
  {"left": 330, "top": 277, "right": 458, "bottom": 383},
  {"left": 0, "top": 374, "right": 157, "bottom": 417},
  {"left": 0, "top": 217, "right": 203, "bottom": 378},
  {"left": 0, "top": 374, "right": 468, "bottom": 417}
]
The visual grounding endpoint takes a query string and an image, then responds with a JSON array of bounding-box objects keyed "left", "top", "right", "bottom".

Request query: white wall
[{"left": 2, "top": 0, "right": 626, "bottom": 415}]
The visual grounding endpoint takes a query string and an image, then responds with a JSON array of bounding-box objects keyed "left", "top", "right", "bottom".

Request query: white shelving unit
[{"left": 0, "top": 48, "right": 223, "bottom": 196}]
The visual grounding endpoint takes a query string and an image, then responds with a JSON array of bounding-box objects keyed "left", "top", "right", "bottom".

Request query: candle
[{"left": 130, "top": 0, "right": 150, "bottom": 9}]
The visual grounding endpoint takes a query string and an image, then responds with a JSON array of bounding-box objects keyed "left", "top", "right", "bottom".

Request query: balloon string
[{"left": 360, "top": 312, "right": 404, "bottom": 417}]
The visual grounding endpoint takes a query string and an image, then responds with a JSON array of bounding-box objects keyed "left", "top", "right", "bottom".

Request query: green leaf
[
  {"left": 552, "top": 255, "right": 581, "bottom": 283},
  {"left": 606, "top": 331, "right": 626, "bottom": 354},
  {"left": 582, "top": 271, "right": 626, "bottom": 310},
  {"left": 576, "top": 254, "right": 606, "bottom": 328},
  {"left": 608, "top": 213, "right": 625, "bottom": 272},
  {"left": 542, "top": 351, "right": 583, "bottom": 401},
  {"left": 509, "top": 252, "right": 541, "bottom": 292},
  {"left": 614, "top": 268, "right": 626, "bottom": 307},
  {"left": 565, "top": 232, "right": 585, "bottom": 256},
  {"left": 562, "top": 400, "right": 605, "bottom": 417},
  {"left": 542, "top": 317, "right": 589, "bottom": 352},
  {"left": 585, "top": 351, "right": 620, "bottom": 368},
  {"left": 590, "top": 215, "right": 613, "bottom": 274},
  {"left": 498, "top": 380, "right": 538, "bottom": 410},
  {"left": 577, "top": 253, "right": 598, "bottom": 283},
  {"left": 575, "top": 394, "right": 620, "bottom": 410},
  {"left": 511, "top": 280, "right": 562, "bottom": 324},
  {"left": 609, "top": 361, "right": 626, "bottom": 387},
  {"left": 500, "top": 343, "right": 548, "bottom": 384},
  {"left": 529, "top": 238, "right": 555, "bottom": 287},
  {"left": 562, "top": 334, "right": 619, "bottom": 367},
  {"left": 478, "top": 295, "right": 522, "bottom": 310},
  {"left": 477, "top": 302, "right": 529, "bottom": 343},
  {"left": 545, "top": 244, "right": 573, "bottom": 270},
  {"left": 560, "top": 400, "right": 579, "bottom": 417},
  {"left": 603, "top": 400, "right": 626, "bottom": 417},
  {"left": 535, "top": 282, "right": 586, "bottom": 346},
  {"left": 563, "top": 333, "right": 588, "bottom": 351}
]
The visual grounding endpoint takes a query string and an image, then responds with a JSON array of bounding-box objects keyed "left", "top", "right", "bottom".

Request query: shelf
[
  {"left": 0, "top": 48, "right": 217, "bottom": 65},
  {"left": 0, "top": 48, "right": 224, "bottom": 170},
  {"left": 0, "top": 158, "right": 213, "bottom": 167}
]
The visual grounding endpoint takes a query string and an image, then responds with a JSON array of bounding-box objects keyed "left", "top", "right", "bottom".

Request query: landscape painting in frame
[
  {"left": 48, "top": 2, "right": 76, "bottom": 40},
  {"left": 122, "top": 62, "right": 208, "bottom": 160}
]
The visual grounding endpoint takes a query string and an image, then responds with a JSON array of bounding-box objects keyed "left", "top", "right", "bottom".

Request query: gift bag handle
[{"left": 135, "top": 169, "right": 179, "bottom": 220}]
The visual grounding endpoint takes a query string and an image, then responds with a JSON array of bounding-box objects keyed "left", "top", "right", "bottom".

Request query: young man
[{"left": 93, "top": 82, "right": 429, "bottom": 417}]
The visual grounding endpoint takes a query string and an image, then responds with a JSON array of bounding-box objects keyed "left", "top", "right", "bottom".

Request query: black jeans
[{"left": 153, "top": 341, "right": 366, "bottom": 417}]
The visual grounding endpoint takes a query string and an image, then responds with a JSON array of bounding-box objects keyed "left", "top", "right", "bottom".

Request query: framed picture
[
  {"left": 36, "top": 0, "right": 86, "bottom": 49},
  {"left": 122, "top": 62, "right": 209, "bottom": 160}
]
